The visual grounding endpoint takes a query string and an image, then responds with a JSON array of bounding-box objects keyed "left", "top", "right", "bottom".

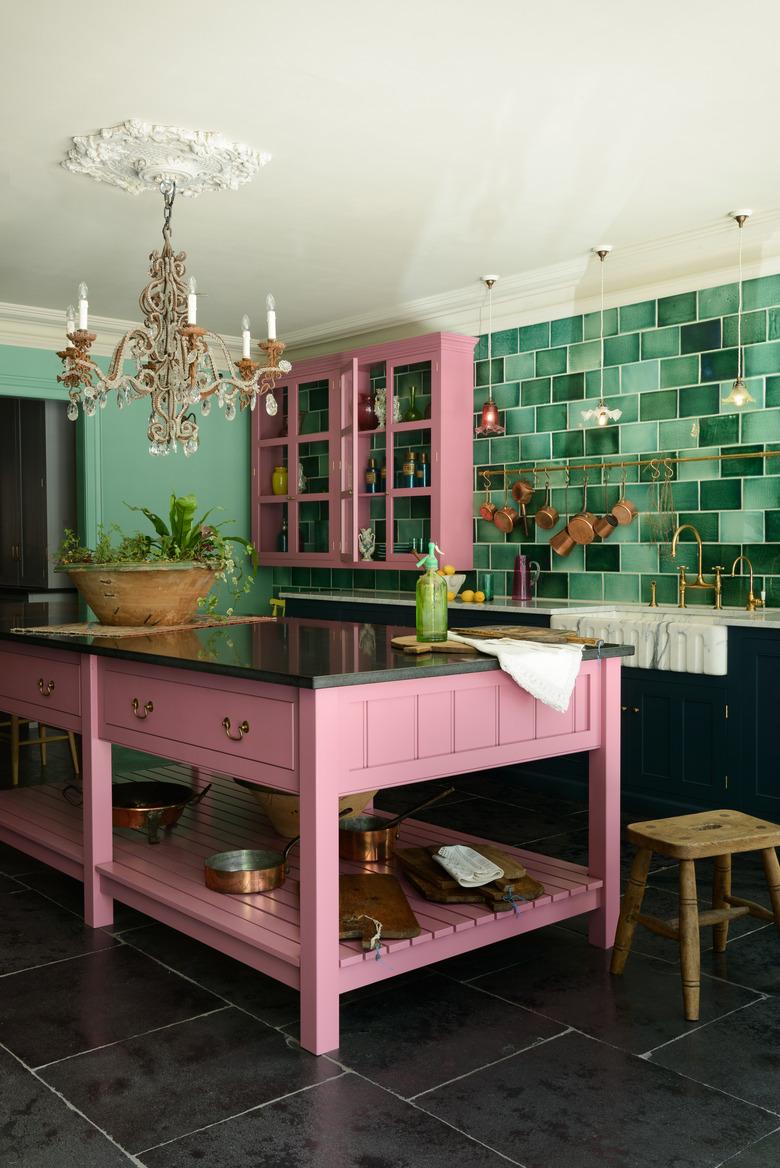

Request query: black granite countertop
[{"left": 0, "top": 601, "right": 633, "bottom": 689}]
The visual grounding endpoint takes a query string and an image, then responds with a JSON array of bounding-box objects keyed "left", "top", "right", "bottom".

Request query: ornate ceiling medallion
[{"left": 61, "top": 119, "right": 270, "bottom": 197}]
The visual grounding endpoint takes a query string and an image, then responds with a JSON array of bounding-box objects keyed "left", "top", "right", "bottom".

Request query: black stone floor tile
[
  {"left": 719, "top": 1127, "right": 780, "bottom": 1166},
  {"left": 420, "top": 795, "right": 585, "bottom": 848},
  {"left": 41, "top": 1006, "right": 336, "bottom": 1154},
  {"left": 0, "top": 871, "right": 22, "bottom": 892},
  {"left": 0, "top": 943, "right": 221, "bottom": 1067},
  {"left": 0, "top": 839, "right": 48, "bottom": 876},
  {"left": 419, "top": 1030, "right": 776, "bottom": 1168},
  {"left": 373, "top": 783, "right": 476, "bottom": 816},
  {"left": 445, "top": 769, "right": 588, "bottom": 818},
  {"left": 125, "top": 923, "right": 301, "bottom": 1028},
  {"left": 651, "top": 996, "right": 780, "bottom": 1113},
  {"left": 139, "top": 1071, "right": 514, "bottom": 1168},
  {"left": 532, "top": 828, "right": 676, "bottom": 879},
  {"left": 704, "top": 925, "right": 780, "bottom": 996},
  {"left": 648, "top": 852, "right": 778, "bottom": 907},
  {"left": 0, "top": 888, "right": 118, "bottom": 976},
  {"left": 19, "top": 868, "right": 151, "bottom": 934},
  {"left": 467, "top": 925, "right": 760, "bottom": 1056},
  {"left": 290, "top": 971, "right": 565, "bottom": 1098},
  {"left": 0, "top": 1046, "right": 134, "bottom": 1167}
]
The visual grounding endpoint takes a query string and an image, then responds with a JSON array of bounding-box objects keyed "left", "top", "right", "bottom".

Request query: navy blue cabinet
[{"left": 727, "top": 628, "right": 780, "bottom": 820}]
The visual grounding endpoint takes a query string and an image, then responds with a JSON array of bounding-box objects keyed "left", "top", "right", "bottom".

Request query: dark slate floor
[{"left": 1, "top": 741, "right": 779, "bottom": 1167}]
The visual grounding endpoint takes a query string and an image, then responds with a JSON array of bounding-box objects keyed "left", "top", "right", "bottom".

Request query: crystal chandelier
[
  {"left": 722, "top": 209, "right": 755, "bottom": 408},
  {"left": 57, "top": 179, "right": 291, "bottom": 456},
  {"left": 581, "top": 245, "right": 622, "bottom": 428}
]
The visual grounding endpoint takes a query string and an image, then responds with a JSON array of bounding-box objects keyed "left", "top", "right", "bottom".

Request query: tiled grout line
[
  {"left": 134, "top": 1071, "right": 348, "bottom": 1157},
  {"left": 639, "top": 994, "right": 769, "bottom": 1059},
  {"left": 0, "top": 945, "right": 121, "bottom": 980},
  {"left": 649, "top": 1057, "right": 780, "bottom": 1121},
  {"left": 0, "top": 1038, "right": 143, "bottom": 1167},
  {"left": 713, "top": 1124, "right": 780, "bottom": 1168},
  {"left": 409, "top": 1027, "right": 574, "bottom": 1101}
]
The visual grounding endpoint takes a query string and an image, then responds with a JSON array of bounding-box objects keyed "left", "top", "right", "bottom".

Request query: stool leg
[
  {"left": 68, "top": 731, "right": 80, "bottom": 777},
  {"left": 760, "top": 848, "right": 780, "bottom": 938},
  {"left": 679, "top": 859, "right": 700, "bottom": 1021},
  {"left": 610, "top": 847, "right": 652, "bottom": 976},
  {"left": 712, "top": 853, "right": 731, "bottom": 953},
  {"left": 10, "top": 715, "right": 20, "bottom": 786},
  {"left": 39, "top": 724, "right": 47, "bottom": 767}
]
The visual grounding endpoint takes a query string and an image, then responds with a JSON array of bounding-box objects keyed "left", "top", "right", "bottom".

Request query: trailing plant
[{"left": 56, "top": 493, "right": 257, "bottom": 616}]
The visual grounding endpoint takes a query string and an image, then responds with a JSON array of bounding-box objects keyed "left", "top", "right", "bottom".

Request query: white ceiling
[{"left": 4, "top": 0, "right": 780, "bottom": 352}]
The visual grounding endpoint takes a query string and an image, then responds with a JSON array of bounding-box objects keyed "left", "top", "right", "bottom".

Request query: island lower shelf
[{"left": 0, "top": 770, "right": 603, "bottom": 991}]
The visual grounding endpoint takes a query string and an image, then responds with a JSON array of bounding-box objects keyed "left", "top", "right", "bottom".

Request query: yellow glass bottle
[{"left": 271, "top": 465, "right": 288, "bottom": 496}]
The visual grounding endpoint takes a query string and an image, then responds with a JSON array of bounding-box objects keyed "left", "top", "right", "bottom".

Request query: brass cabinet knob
[
  {"left": 131, "top": 698, "right": 154, "bottom": 720},
  {"left": 37, "top": 678, "right": 55, "bottom": 697},
  {"left": 620, "top": 705, "right": 640, "bottom": 714},
  {"left": 223, "top": 716, "right": 250, "bottom": 741}
]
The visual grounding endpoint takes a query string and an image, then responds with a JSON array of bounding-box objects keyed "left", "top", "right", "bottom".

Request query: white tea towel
[
  {"left": 448, "top": 633, "right": 585, "bottom": 713},
  {"left": 434, "top": 845, "right": 504, "bottom": 887}
]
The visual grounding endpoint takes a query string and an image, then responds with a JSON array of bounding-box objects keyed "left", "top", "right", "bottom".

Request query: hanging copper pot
[
  {"left": 479, "top": 472, "right": 497, "bottom": 521},
  {"left": 535, "top": 480, "right": 559, "bottom": 531},
  {"left": 568, "top": 480, "right": 597, "bottom": 545}
]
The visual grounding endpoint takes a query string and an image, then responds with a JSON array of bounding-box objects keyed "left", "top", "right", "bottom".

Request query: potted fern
[{"left": 57, "top": 494, "right": 256, "bottom": 627}]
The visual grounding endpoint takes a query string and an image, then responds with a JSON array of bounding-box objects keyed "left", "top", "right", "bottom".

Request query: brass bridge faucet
[
  {"left": 670, "top": 523, "right": 723, "bottom": 609},
  {"left": 731, "top": 554, "right": 765, "bottom": 612}
]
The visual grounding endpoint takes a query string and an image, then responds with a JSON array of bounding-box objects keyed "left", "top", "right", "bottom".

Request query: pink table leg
[
  {"left": 80, "top": 656, "right": 114, "bottom": 928},
  {"left": 298, "top": 688, "right": 342, "bottom": 1055},
  {"left": 588, "top": 655, "right": 622, "bottom": 949}
]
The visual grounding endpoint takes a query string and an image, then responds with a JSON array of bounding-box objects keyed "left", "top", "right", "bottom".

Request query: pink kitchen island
[{"left": 0, "top": 610, "right": 631, "bottom": 1055}]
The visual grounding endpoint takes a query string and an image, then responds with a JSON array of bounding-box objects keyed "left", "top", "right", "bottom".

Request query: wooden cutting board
[
  {"left": 339, "top": 874, "right": 421, "bottom": 949},
  {"left": 403, "top": 868, "right": 516, "bottom": 912},
  {"left": 391, "top": 634, "right": 478, "bottom": 655},
  {"left": 396, "top": 845, "right": 545, "bottom": 907},
  {"left": 452, "top": 625, "right": 597, "bottom": 646}
]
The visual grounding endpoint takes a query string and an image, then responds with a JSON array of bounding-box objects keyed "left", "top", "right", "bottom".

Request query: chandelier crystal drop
[
  {"left": 581, "top": 246, "right": 622, "bottom": 428},
  {"left": 57, "top": 180, "right": 291, "bottom": 456},
  {"left": 722, "top": 210, "right": 755, "bottom": 409}
]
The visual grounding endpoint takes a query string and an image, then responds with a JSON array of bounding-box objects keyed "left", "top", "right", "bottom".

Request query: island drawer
[
  {"left": 0, "top": 647, "right": 81, "bottom": 719},
  {"left": 100, "top": 660, "right": 297, "bottom": 778}
]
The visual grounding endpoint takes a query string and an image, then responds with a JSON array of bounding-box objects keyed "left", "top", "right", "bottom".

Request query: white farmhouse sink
[{"left": 550, "top": 612, "right": 728, "bottom": 675}]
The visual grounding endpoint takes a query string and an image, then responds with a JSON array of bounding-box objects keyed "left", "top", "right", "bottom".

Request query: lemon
[
  {"left": 443, "top": 564, "right": 456, "bottom": 575},
  {"left": 473, "top": 590, "right": 485, "bottom": 603},
  {"left": 460, "top": 589, "right": 474, "bottom": 603},
  {"left": 437, "top": 568, "right": 446, "bottom": 576},
  {"left": 447, "top": 590, "right": 456, "bottom": 601}
]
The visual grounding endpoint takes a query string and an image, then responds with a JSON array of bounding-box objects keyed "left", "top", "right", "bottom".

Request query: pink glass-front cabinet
[{"left": 252, "top": 332, "right": 476, "bottom": 571}]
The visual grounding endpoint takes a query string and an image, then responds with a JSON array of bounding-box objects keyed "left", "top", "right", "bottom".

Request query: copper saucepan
[
  {"left": 339, "top": 786, "right": 455, "bottom": 863},
  {"left": 479, "top": 472, "right": 497, "bottom": 521},
  {"left": 64, "top": 780, "right": 212, "bottom": 845},
  {"left": 511, "top": 479, "right": 534, "bottom": 537},
  {"left": 493, "top": 474, "right": 518, "bottom": 533},
  {"left": 535, "top": 481, "right": 559, "bottom": 531},
  {"left": 568, "top": 480, "right": 597, "bottom": 545}
]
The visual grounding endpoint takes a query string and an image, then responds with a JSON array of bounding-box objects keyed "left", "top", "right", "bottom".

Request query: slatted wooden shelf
[{"left": 0, "top": 769, "right": 602, "bottom": 986}]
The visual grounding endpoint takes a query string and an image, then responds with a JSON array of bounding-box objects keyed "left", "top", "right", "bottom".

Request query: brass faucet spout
[{"left": 671, "top": 523, "right": 706, "bottom": 585}]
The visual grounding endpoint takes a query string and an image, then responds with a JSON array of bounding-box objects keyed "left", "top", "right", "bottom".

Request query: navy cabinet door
[{"left": 728, "top": 630, "right": 780, "bottom": 819}]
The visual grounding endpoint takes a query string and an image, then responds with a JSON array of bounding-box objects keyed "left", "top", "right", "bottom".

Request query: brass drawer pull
[
  {"left": 131, "top": 698, "right": 154, "bottom": 720},
  {"left": 223, "top": 716, "right": 249, "bottom": 741},
  {"left": 621, "top": 705, "right": 640, "bottom": 714},
  {"left": 37, "top": 678, "right": 55, "bottom": 697}
]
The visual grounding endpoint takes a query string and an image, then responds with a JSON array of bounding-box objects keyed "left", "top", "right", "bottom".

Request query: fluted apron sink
[{"left": 550, "top": 612, "right": 727, "bottom": 675}]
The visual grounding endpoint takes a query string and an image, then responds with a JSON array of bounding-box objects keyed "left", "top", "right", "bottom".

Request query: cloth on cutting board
[
  {"left": 447, "top": 632, "right": 585, "bottom": 713},
  {"left": 434, "top": 845, "right": 504, "bottom": 887}
]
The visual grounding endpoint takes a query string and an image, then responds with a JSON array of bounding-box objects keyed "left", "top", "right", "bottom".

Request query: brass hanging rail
[{"left": 479, "top": 448, "right": 780, "bottom": 478}]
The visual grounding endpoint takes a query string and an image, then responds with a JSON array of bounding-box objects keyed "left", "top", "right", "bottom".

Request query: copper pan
[
  {"left": 568, "top": 480, "right": 597, "bottom": 545},
  {"left": 535, "top": 482, "right": 559, "bottom": 531},
  {"left": 64, "top": 780, "right": 212, "bottom": 845},
  {"left": 339, "top": 786, "right": 455, "bottom": 863},
  {"left": 479, "top": 472, "right": 497, "bottom": 521}
]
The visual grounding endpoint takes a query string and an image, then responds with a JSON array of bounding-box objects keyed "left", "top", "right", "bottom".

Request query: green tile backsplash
[{"left": 275, "top": 273, "right": 780, "bottom": 607}]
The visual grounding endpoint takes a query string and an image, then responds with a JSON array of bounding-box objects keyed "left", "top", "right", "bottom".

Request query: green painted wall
[{"left": 0, "top": 342, "right": 272, "bottom": 613}]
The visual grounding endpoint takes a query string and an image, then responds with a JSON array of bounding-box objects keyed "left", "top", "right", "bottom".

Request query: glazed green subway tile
[
  {"left": 700, "top": 348, "right": 738, "bottom": 383},
  {"left": 504, "top": 352, "right": 536, "bottom": 381},
  {"left": 742, "top": 543, "right": 780, "bottom": 575},
  {"left": 765, "top": 443, "right": 780, "bottom": 473},
  {"left": 567, "top": 340, "right": 601, "bottom": 373},
  {"left": 518, "top": 321, "right": 550, "bottom": 352},
  {"left": 536, "top": 572, "right": 569, "bottom": 598},
  {"left": 521, "top": 377, "right": 551, "bottom": 406},
  {"left": 505, "top": 406, "right": 536, "bottom": 435},
  {"left": 490, "top": 543, "right": 523, "bottom": 571},
  {"left": 723, "top": 310, "right": 766, "bottom": 347},
  {"left": 603, "top": 332, "right": 640, "bottom": 367},
  {"left": 552, "top": 430, "right": 584, "bottom": 459},
  {"left": 621, "top": 544, "right": 659, "bottom": 573},
  {"left": 742, "top": 407, "right": 780, "bottom": 443},
  {"left": 720, "top": 511, "right": 765, "bottom": 542},
  {"left": 604, "top": 573, "right": 640, "bottom": 602},
  {"left": 639, "top": 389, "right": 678, "bottom": 421},
  {"left": 489, "top": 436, "right": 520, "bottom": 463},
  {"left": 671, "top": 480, "right": 700, "bottom": 509},
  {"left": 743, "top": 273, "right": 780, "bottom": 311},
  {"left": 744, "top": 341, "right": 780, "bottom": 377},
  {"left": 621, "top": 360, "right": 659, "bottom": 394},
  {"left": 585, "top": 366, "right": 620, "bottom": 398},
  {"left": 492, "top": 328, "right": 519, "bottom": 357},
  {"left": 700, "top": 478, "right": 741, "bottom": 510},
  {"left": 698, "top": 282, "right": 739, "bottom": 318},
  {"left": 678, "top": 510, "right": 719, "bottom": 541},
  {"left": 473, "top": 335, "right": 488, "bottom": 361},
  {"left": 474, "top": 437, "right": 490, "bottom": 463},
  {"left": 619, "top": 421, "right": 659, "bottom": 454},
  {"left": 479, "top": 519, "right": 505, "bottom": 544},
  {"left": 767, "top": 377, "right": 780, "bottom": 408},
  {"left": 642, "top": 573, "right": 677, "bottom": 604},
  {"left": 660, "top": 419, "right": 698, "bottom": 448},
  {"left": 490, "top": 382, "right": 520, "bottom": 409},
  {"left": 604, "top": 393, "right": 638, "bottom": 424},
  {"left": 585, "top": 427, "right": 619, "bottom": 455},
  {"left": 551, "top": 315, "right": 583, "bottom": 346},
  {"left": 586, "top": 544, "right": 619, "bottom": 572},
  {"left": 557, "top": 544, "right": 585, "bottom": 572},
  {"left": 678, "top": 383, "right": 720, "bottom": 417},
  {"left": 569, "top": 572, "right": 604, "bottom": 600},
  {"left": 658, "top": 291, "right": 697, "bottom": 326},
  {"left": 678, "top": 447, "right": 720, "bottom": 480},
  {"left": 521, "top": 433, "right": 551, "bottom": 460},
  {"left": 721, "top": 444, "right": 764, "bottom": 477},
  {"left": 584, "top": 306, "right": 618, "bottom": 340},
  {"left": 620, "top": 300, "right": 656, "bottom": 333},
  {"left": 475, "top": 357, "right": 505, "bottom": 387},
  {"left": 536, "top": 403, "right": 568, "bottom": 432},
  {"left": 680, "top": 318, "right": 722, "bottom": 354},
  {"left": 768, "top": 309, "right": 780, "bottom": 342},
  {"left": 660, "top": 354, "right": 699, "bottom": 388},
  {"left": 641, "top": 326, "right": 680, "bottom": 360},
  {"left": 699, "top": 414, "right": 739, "bottom": 446},
  {"left": 766, "top": 511, "right": 780, "bottom": 541},
  {"left": 552, "top": 372, "right": 585, "bottom": 402},
  {"left": 536, "top": 347, "right": 567, "bottom": 376}
]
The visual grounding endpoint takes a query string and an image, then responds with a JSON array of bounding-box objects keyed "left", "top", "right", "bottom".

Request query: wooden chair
[
  {"left": 610, "top": 809, "right": 780, "bottom": 1020},
  {"left": 0, "top": 715, "right": 80, "bottom": 786}
]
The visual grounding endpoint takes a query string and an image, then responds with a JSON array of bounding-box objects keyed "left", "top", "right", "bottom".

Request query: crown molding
[{"left": 4, "top": 209, "right": 780, "bottom": 362}]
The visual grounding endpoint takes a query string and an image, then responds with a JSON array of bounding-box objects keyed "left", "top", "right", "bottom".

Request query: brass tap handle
[
  {"left": 131, "top": 698, "right": 154, "bottom": 720},
  {"left": 223, "top": 716, "right": 250, "bottom": 741},
  {"left": 37, "top": 678, "right": 55, "bottom": 697},
  {"left": 649, "top": 580, "right": 658, "bottom": 608},
  {"left": 677, "top": 565, "right": 687, "bottom": 608},
  {"left": 712, "top": 566, "right": 725, "bottom": 611}
]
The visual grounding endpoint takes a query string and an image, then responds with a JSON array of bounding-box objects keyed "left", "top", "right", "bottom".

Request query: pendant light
[
  {"left": 475, "top": 275, "right": 505, "bottom": 437},
  {"left": 722, "top": 209, "right": 755, "bottom": 408},
  {"left": 581, "top": 246, "right": 622, "bottom": 427}
]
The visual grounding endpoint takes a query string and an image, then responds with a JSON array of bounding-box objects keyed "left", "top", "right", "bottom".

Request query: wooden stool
[{"left": 610, "top": 810, "right": 780, "bottom": 1021}]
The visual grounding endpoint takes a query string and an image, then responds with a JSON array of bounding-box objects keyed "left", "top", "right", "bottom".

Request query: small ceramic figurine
[
  {"left": 374, "top": 387, "right": 387, "bottom": 429},
  {"left": 358, "top": 527, "right": 376, "bottom": 561}
]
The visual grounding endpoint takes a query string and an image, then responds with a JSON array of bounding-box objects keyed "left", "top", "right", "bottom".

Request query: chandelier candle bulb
[
  {"left": 65, "top": 304, "right": 75, "bottom": 345},
  {"left": 241, "top": 314, "right": 251, "bottom": 359},
  {"left": 266, "top": 293, "right": 276, "bottom": 340},
  {"left": 77, "top": 283, "right": 88, "bottom": 330},
  {"left": 187, "top": 277, "right": 197, "bottom": 325}
]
